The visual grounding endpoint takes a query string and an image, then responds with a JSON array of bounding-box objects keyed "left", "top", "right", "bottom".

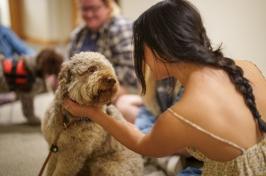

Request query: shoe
[{"left": 156, "top": 156, "right": 183, "bottom": 176}]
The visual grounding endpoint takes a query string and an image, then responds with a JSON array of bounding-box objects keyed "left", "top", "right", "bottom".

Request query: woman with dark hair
[{"left": 64, "top": 0, "right": 266, "bottom": 174}]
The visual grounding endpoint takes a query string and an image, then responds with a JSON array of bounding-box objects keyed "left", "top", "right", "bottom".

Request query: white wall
[
  {"left": 120, "top": 0, "right": 161, "bottom": 21},
  {"left": 23, "top": 0, "right": 50, "bottom": 40},
  {"left": 22, "top": 0, "right": 72, "bottom": 42},
  {"left": 190, "top": 0, "right": 266, "bottom": 74},
  {"left": 0, "top": 0, "right": 11, "bottom": 26},
  {"left": 46, "top": 0, "right": 73, "bottom": 41},
  {"left": 120, "top": 0, "right": 266, "bottom": 74}
]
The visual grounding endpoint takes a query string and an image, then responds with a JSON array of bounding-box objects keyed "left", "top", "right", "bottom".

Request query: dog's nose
[{"left": 104, "top": 77, "right": 116, "bottom": 86}]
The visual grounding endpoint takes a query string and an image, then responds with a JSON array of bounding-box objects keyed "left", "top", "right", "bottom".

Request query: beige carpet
[{"left": 0, "top": 93, "right": 53, "bottom": 176}]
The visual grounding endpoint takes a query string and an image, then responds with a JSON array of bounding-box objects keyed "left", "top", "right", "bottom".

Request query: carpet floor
[{"left": 0, "top": 93, "right": 53, "bottom": 176}]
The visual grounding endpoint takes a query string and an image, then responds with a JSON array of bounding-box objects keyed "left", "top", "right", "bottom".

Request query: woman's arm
[{"left": 63, "top": 99, "right": 190, "bottom": 157}]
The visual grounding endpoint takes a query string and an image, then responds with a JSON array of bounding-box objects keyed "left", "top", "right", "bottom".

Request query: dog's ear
[{"left": 58, "top": 62, "right": 71, "bottom": 94}]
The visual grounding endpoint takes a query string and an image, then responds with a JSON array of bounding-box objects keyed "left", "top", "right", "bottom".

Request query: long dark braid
[{"left": 198, "top": 28, "right": 266, "bottom": 132}]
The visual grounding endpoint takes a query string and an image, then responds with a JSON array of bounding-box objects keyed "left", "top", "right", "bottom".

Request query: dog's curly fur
[{"left": 41, "top": 52, "right": 143, "bottom": 176}]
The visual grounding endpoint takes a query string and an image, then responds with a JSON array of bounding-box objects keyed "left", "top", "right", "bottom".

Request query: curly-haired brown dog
[
  {"left": 41, "top": 52, "right": 143, "bottom": 176},
  {"left": 0, "top": 48, "right": 63, "bottom": 125}
]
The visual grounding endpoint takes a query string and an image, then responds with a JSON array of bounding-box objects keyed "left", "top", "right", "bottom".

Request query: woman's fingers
[
  {"left": 63, "top": 98, "right": 96, "bottom": 118},
  {"left": 63, "top": 98, "right": 80, "bottom": 116},
  {"left": 63, "top": 98, "right": 72, "bottom": 110},
  {"left": 62, "top": 98, "right": 104, "bottom": 120}
]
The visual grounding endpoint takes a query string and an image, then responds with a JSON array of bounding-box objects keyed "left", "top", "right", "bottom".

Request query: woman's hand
[{"left": 63, "top": 98, "right": 101, "bottom": 119}]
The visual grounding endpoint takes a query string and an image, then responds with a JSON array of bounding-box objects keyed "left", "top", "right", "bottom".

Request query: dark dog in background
[{"left": 0, "top": 48, "right": 64, "bottom": 125}]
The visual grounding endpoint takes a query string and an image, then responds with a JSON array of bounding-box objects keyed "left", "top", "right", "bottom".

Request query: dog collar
[{"left": 63, "top": 111, "right": 91, "bottom": 127}]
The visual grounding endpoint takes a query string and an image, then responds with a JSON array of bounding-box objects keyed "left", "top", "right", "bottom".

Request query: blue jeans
[
  {"left": 178, "top": 167, "right": 202, "bottom": 176},
  {"left": 135, "top": 87, "right": 185, "bottom": 133},
  {"left": 135, "top": 107, "right": 155, "bottom": 133},
  {"left": 0, "top": 25, "right": 35, "bottom": 58}
]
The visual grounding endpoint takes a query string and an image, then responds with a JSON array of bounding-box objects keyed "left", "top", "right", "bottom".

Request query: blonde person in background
[
  {"left": 64, "top": 0, "right": 266, "bottom": 175},
  {"left": 68, "top": 0, "right": 142, "bottom": 123}
]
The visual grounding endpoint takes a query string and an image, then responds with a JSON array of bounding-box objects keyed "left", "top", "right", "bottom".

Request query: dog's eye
[{"left": 88, "top": 66, "right": 97, "bottom": 73}]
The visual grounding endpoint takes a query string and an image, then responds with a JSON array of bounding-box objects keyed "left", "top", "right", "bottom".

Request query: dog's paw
[{"left": 106, "top": 104, "right": 125, "bottom": 121}]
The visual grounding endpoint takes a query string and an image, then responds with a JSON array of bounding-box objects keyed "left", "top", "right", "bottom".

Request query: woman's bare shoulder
[
  {"left": 235, "top": 59, "right": 265, "bottom": 82},
  {"left": 235, "top": 60, "right": 265, "bottom": 78},
  {"left": 170, "top": 88, "right": 216, "bottom": 128},
  {"left": 236, "top": 60, "right": 266, "bottom": 118}
]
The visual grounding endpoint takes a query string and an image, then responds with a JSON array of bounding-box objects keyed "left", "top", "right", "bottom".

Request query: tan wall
[
  {"left": 120, "top": 0, "right": 161, "bottom": 21},
  {"left": 22, "top": 0, "right": 73, "bottom": 44},
  {"left": 120, "top": 0, "right": 266, "bottom": 74},
  {"left": 190, "top": 0, "right": 266, "bottom": 74}
]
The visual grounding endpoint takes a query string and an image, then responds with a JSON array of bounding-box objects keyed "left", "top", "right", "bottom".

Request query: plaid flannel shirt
[{"left": 68, "top": 15, "right": 137, "bottom": 91}]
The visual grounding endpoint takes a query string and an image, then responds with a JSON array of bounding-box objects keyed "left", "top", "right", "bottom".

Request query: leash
[
  {"left": 38, "top": 112, "right": 90, "bottom": 176},
  {"left": 38, "top": 119, "right": 69, "bottom": 176}
]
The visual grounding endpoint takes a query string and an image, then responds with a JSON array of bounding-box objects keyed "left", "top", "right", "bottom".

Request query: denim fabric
[
  {"left": 135, "top": 106, "right": 156, "bottom": 133},
  {"left": 0, "top": 25, "right": 35, "bottom": 58},
  {"left": 135, "top": 86, "right": 185, "bottom": 133},
  {"left": 178, "top": 167, "right": 202, "bottom": 176}
]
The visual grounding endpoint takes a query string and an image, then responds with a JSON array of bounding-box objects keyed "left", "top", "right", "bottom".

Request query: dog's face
[{"left": 58, "top": 52, "right": 118, "bottom": 106}]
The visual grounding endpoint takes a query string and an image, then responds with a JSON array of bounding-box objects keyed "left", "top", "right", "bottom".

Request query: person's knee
[
  {"left": 115, "top": 94, "right": 143, "bottom": 109},
  {"left": 114, "top": 94, "right": 142, "bottom": 123}
]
